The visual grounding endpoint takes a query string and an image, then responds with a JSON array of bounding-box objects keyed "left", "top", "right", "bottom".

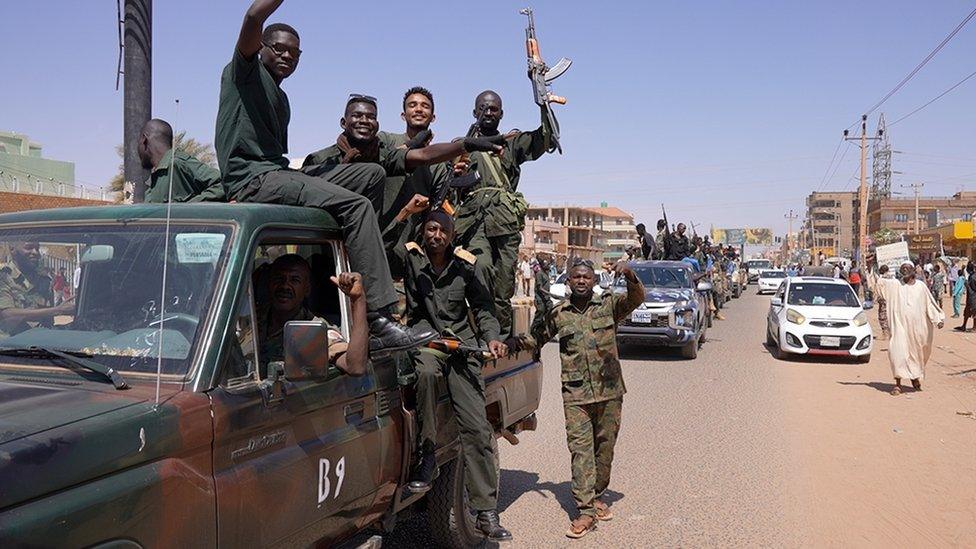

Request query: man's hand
[
  {"left": 503, "top": 336, "right": 523, "bottom": 356},
  {"left": 488, "top": 339, "right": 508, "bottom": 359},
  {"left": 937, "top": 321, "right": 944, "bottom": 329},
  {"left": 405, "top": 129, "right": 433, "bottom": 150},
  {"left": 462, "top": 135, "right": 506, "bottom": 154},
  {"left": 53, "top": 297, "right": 76, "bottom": 316},
  {"left": 331, "top": 272, "right": 364, "bottom": 300},
  {"left": 396, "top": 194, "right": 429, "bottom": 222},
  {"left": 452, "top": 157, "right": 470, "bottom": 176},
  {"left": 612, "top": 260, "right": 637, "bottom": 282}
]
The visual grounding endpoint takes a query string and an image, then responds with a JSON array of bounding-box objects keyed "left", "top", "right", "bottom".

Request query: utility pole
[
  {"left": 844, "top": 115, "right": 880, "bottom": 262},
  {"left": 123, "top": 0, "right": 152, "bottom": 203},
  {"left": 784, "top": 209, "right": 798, "bottom": 258},
  {"left": 901, "top": 182, "right": 924, "bottom": 234}
]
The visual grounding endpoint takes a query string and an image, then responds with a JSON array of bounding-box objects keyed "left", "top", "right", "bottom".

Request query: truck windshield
[
  {"left": 626, "top": 266, "right": 692, "bottom": 289},
  {"left": 747, "top": 260, "right": 771, "bottom": 270},
  {"left": 0, "top": 224, "right": 232, "bottom": 376}
]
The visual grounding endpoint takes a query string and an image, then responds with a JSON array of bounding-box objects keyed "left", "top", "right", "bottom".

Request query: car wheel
[
  {"left": 770, "top": 341, "right": 785, "bottom": 360},
  {"left": 766, "top": 326, "right": 775, "bottom": 346},
  {"left": 680, "top": 340, "right": 698, "bottom": 359},
  {"left": 857, "top": 353, "right": 871, "bottom": 364}
]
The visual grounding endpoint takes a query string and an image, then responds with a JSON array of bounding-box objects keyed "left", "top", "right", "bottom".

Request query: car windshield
[
  {"left": 622, "top": 266, "right": 692, "bottom": 289},
  {"left": 0, "top": 223, "right": 232, "bottom": 376},
  {"left": 761, "top": 271, "right": 787, "bottom": 278},
  {"left": 787, "top": 283, "right": 859, "bottom": 307}
]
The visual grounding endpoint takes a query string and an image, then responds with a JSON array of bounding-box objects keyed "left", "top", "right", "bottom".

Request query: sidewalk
[{"left": 781, "top": 304, "right": 976, "bottom": 547}]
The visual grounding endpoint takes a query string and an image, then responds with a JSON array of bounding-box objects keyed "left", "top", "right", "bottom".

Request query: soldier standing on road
[
  {"left": 138, "top": 119, "right": 225, "bottom": 203},
  {"left": 388, "top": 209, "right": 513, "bottom": 542},
  {"left": 216, "top": 0, "right": 441, "bottom": 353},
  {"left": 454, "top": 90, "right": 557, "bottom": 339},
  {"left": 528, "top": 258, "right": 644, "bottom": 538}
]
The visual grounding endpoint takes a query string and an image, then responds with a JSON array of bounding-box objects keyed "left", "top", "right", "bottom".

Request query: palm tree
[{"left": 108, "top": 132, "right": 217, "bottom": 199}]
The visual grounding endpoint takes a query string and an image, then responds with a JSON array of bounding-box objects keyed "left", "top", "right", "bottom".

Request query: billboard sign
[{"left": 711, "top": 227, "right": 773, "bottom": 246}]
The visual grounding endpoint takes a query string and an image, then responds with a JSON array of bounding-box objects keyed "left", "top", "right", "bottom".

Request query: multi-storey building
[
  {"left": 522, "top": 205, "right": 618, "bottom": 265},
  {"left": 804, "top": 191, "right": 856, "bottom": 258}
]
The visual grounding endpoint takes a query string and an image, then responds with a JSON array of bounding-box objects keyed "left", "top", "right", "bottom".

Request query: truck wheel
[
  {"left": 706, "top": 312, "right": 713, "bottom": 328},
  {"left": 680, "top": 340, "right": 698, "bottom": 359},
  {"left": 426, "top": 455, "right": 484, "bottom": 548}
]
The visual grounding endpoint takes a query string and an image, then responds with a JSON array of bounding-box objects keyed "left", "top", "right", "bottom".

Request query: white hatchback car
[
  {"left": 756, "top": 269, "right": 787, "bottom": 294},
  {"left": 766, "top": 276, "right": 873, "bottom": 362}
]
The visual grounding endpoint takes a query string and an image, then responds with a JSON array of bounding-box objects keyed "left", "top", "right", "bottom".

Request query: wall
[{"left": 0, "top": 190, "right": 110, "bottom": 215}]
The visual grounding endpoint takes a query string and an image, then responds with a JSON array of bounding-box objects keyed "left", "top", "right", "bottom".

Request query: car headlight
[
  {"left": 852, "top": 311, "right": 868, "bottom": 327},
  {"left": 786, "top": 308, "right": 806, "bottom": 324}
]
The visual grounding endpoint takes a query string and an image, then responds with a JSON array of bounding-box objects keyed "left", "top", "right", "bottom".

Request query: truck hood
[
  {"left": 0, "top": 378, "right": 210, "bottom": 510},
  {"left": 643, "top": 287, "right": 695, "bottom": 305}
]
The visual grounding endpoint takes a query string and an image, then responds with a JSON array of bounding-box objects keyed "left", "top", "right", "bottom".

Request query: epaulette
[
  {"left": 454, "top": 247, "right": 476, "bottom": 265},
  {"left": 405, "top": 242, "right": 423, "bottom": 254}
]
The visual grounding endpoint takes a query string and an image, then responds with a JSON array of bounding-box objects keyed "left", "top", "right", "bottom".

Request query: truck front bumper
[{"left": 616, "top": 324, "right": 698, "bottom": 347}]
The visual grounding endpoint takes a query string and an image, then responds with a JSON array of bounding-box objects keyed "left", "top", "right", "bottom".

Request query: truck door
[{"left": 209, "top": 237, "right": 388, "bottom": 547}]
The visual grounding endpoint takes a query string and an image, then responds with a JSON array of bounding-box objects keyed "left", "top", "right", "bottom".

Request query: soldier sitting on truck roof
[
  {"left": 138, "top": 119, "right": 225, "bottom": 204},
  {"left": 387, "top": 209, "right": 513, "bottom": 542},
  {"left": 241, "top": 254, "right": 368, "bottom": 377}
]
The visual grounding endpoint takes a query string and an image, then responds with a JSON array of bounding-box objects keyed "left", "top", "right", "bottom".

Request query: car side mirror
[
  {"left": 696, "top": 281, "right": 713, "bottom": 292},
  {"left": 283, "top": 320, "right": 331, "bottom": 381},
  {"left": 862, "top": 300, "right": 874, "bottom": 310},
  {"left": 771, "top": 297, "right": 783, "bottom": 307}
]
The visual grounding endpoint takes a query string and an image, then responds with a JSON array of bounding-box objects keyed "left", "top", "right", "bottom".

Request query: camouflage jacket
[
  {"left": 0, "top": 261, "right": 52, "bottom": 337},
  {"left": 531, "top": 278, "right": 644, "bottom": 405}
]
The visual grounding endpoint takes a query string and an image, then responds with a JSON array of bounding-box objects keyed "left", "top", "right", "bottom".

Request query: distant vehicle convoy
[
  {"left": 745, "top": 259, "right": 773, "bottom": 283},
  {"left": 756, "top": 269, "right": 787, "bottom": 294},
  {"left": 765, "top": 276, "right": 873, "bottom": 363}
]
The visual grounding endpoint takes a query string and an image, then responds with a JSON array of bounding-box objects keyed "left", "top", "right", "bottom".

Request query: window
[
  {"left": 894, "top": 213, "right": 908, "bottom": 222},
  {"left": 224, "top": 236, "right": 346, "bottom": 384}
]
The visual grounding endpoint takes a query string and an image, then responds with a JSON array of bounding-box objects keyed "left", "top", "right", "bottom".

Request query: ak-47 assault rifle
[
  {"left": 433, "top": 108, "right": 492, "bottom": 214},
  {"left": 520, "top": 8, "right": 571, "bottom": 154}
]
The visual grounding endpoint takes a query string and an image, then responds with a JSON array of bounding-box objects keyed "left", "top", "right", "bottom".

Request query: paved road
[{"left": 385, "top": 289, "right": 804, "bottom": 547}]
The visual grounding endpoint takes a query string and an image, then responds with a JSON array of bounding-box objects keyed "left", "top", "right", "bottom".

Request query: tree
[
  {"left": 871, "top": 228, "right": 901, "bottom": 247},
  {"left": 108, "top": 132, "right": 217, "bottom": 200}
]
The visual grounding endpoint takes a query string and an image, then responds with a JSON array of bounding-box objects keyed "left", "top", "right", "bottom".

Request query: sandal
[
  {"left": 565, "top": 515, "right": 597, "bottom": 539},
  {"left": 890, "top": 386, "right": 902, "bottom": 396},
  {"left": 594, "top": 499, "right": 614, "bottom": 521}
]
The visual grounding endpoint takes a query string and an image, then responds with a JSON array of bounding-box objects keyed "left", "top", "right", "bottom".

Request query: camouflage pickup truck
[{"left": 0, "top": 204, "right": 542, "bottom": 548}]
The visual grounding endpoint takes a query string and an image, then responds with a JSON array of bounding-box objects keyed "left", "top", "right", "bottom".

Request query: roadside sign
[{"left": 875, "top": 241, "right": 911, "bottom": 270}]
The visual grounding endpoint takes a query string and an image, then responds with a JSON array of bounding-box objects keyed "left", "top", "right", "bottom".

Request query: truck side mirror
[
  {"left": 283, "top": 320, "right": 331, "bottom": 381},
  {"left": 696, "top": 281, "right": 713, "bottom": 292}
]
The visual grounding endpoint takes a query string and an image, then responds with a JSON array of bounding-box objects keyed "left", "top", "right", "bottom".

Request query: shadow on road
[
  {"left": 763, "top": 342, "right": 871, "bottom": 365},
  {"left": 618, "top": 343, "right": 688, "bottom": 362},
  {"left": 498, "top": 469, "right": 624, "bottom": 519},
  {"left": 836, "top": 380, "right": 920, "bottom": 394}
]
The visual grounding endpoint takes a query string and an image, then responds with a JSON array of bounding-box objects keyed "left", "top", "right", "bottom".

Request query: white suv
[{"left": 766, "top": 276, "right": 873, "bottom": 362}]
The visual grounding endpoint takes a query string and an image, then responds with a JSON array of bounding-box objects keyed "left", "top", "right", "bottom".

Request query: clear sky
[{"left": 2, "top": 1, "right": 975, "bottom": 235}]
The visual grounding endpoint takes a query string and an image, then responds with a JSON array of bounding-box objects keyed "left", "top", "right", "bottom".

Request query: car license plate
[
  {"left": 631, "top": 310, "right": 654, "bottom": 324},
  {"left": 820, "top": 336, "right": 840, "bottom": 347}
]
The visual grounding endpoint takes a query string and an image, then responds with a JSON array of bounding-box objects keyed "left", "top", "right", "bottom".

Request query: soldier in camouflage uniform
[
  {"left": 0, "top": 242, "right": 71, "bottom": 338},
  {"left": 529, "top": 258, "right": 644, "bottom": 538}
]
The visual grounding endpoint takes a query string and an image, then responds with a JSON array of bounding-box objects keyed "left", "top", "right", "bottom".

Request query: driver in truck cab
[
  {"left": 0, "top": 242, "right": 74, "bottom": 337},
  {"left": 241, "top": 254, "right": 369, "bottom": 376}
]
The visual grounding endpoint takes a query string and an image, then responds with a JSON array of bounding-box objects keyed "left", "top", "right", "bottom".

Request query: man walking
[
  {"left": 529, "top": 258, "right": 644, "bottom": 538},
  {"left": 388, "top": 210, "right": 512, "bottom": 542},
  {"left": 951, "top": 268, "right": 965, "bottom": 318},
  {"left": 956, "top": 263, "right": 976, "bottom": 332},
  {"left": 875, "top": 262, "right": 945, "bottom": 395},
  {"left": 216, "top": 0, "right": 438, "bottom": 352}
]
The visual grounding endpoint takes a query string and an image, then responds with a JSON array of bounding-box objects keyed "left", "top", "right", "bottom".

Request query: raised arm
[
  {"left": 612, "top": 261, "right": 645, "bottom": 322},
  {"left": 331, "top": 272, "right": 368, "bottom": 376},
  {"left": 404, "top": 135, "right": 505, "bottom": 170},
  {"left": 237, "top": 0, "right": 284, "bottom": 59}
]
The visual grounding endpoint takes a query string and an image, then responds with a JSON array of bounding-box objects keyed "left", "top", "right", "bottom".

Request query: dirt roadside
[{"left": 779, "top": 308, "right": 976, "bottom": 547}]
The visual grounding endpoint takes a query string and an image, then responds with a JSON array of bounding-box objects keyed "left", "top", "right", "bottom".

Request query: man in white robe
[{"left": 876, "top": 261, "right": 945, "bottom": 395}]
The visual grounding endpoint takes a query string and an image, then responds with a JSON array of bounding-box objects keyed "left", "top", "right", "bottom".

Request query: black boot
[
  {"left": 476, "top": 510, "right": 512, "bottom": 542},
  {"left": 367, "top": 311, "right": 436, "bottom": 353},
  {"left": 406, "top": 442, "right": 436, "bottom": 494}
]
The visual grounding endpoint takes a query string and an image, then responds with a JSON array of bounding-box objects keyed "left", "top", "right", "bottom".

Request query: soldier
[
  {"left": 216, "top": 0, "right": 436, "bottom": 352},
  {"left": 301, "top": 95, "right": 503, "bottom": 216},
  {"left": 635, "top": 223, "right": 654, "bottom": 260},
  {"left": 243, "top": 254, "right": 368, "bottom": 376},
  {"left": 653, "top": 219, "right": 669, "bottom": 260},
  {"left": 666, "top": 223, "right": 691, "bottom": 260},
  {"left": 534, "top": 257, "right": 552, "bottom": 315},
  {"left": 528, "top": 258, "right": 644, "bottom": 538},
  {"left": 138, "top": 119, "right": 225, "bottom": 203},
  {"left": 454, "top": 90, "right": 557, "bottom": 338},
  {"left": 388, "top": 209, "right": 512, "bottom": 542},
  {"left": 0, "top": 242, "right": 73, "bottom": 337}
]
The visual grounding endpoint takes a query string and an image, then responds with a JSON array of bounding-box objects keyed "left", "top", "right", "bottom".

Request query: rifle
[
  {"left": 438, "top": 107, "right": 491, "bottom": 214},
  {"left": 661, "top": 204, "right": 671, "bottom": 238},
  {"left": 519, "top": 8, "right": 571, "bottom": 154},
  {"left": 427, "top": 338, "right": 494, "bottom": 361}
]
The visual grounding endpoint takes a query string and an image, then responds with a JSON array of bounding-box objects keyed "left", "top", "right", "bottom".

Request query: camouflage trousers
[
  {"left": 564, "top": 397, "right": 623, "bottom": 517},
  {"left": 878, "top": 298, "right": 890, "bottom": 337}
]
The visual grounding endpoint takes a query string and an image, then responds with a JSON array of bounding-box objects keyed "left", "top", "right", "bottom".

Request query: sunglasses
[
  {"left": 347, "top": 93, "right": 378, "bottom": 104},
  {"left": 262, "top": 41, "right": 302, "bottom": 58}
]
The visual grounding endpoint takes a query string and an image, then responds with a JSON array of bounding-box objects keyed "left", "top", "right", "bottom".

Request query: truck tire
[
  {"left": 680, "top": 340, "right": 698, "bottom": 359},
  {"left": 427, "top": 436, "right": 499, "bottom": 549}
]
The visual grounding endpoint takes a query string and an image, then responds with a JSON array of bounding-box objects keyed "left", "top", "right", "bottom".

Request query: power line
[
  {"left": 847, "top": 6, "right": 976, "bottom": 129},
  {"left": 889, "top": 69, "right": 976, "bottom": 126},
  {"left": 815, "top": 138, "right": 845, "bottom": 192}
]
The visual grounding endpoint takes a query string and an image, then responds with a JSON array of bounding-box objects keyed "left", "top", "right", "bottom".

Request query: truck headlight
[
  {"left": 670, "top": 309, "right": 695, "bottom": 330},
  {"left": 786, "top": 308, "right": 806, "bottom": 324},
  {"left": 852, "top": 312, "right": 868, "bottom": 327}
]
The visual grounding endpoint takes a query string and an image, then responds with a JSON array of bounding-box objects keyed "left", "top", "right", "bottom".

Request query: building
[
  {"left": 587, "top": 205, "right": 636, "bottom": 261},
  {"left": 865, "top": 191, "right": 976, "bottom": 237},
  {"left": 911, "top": 220, "right": 975, "bottom": 262},
  {"left": 804, "top": 191, "right": 856, "bottom": 258},
  {"left": 522, "top": 205, "right": 617, "bottom": 265}
]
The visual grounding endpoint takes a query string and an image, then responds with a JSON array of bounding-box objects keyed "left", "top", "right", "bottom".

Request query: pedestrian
[
  {"left": 874, "top": 261, "right": 945, "bottom": 395},
  {"left": 388, "top": 209, "right": 512, "bottom": 542},
  {"left": 528, "top": 258, "right": 644, "bottom": 538},
  {"left": 848, "top": 260, "right": 862, "bottom": 297},
  {"left": 870, "top": 265, "right": 893, "bottom": 339},
  {"left": 929, "top": 263, "right": 945, "bottom": 310},
  {"left": 833, "top": 263, "right": 841, "bottom": 279},
  {"left": 956, "top": 263, "right": 976, "bottom": 332},
  {"left": 951, "top": 268, "right": 965, "bottom": 318},
  {"left": 51, "top": 268, "right": 66, "bottom": 306},
  {"left": 519, "top": 255, "right": 533, "bottom": 297}
]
